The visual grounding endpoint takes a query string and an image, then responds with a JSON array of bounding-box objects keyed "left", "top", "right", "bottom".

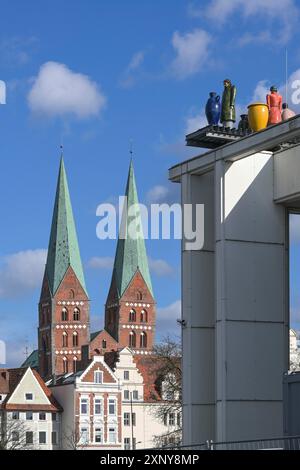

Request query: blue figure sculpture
[{"left": 205, "top": 92, "right": 221, "bottom": 125}]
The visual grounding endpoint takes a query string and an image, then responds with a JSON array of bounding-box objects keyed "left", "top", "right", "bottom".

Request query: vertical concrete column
[
  {"left": 181, "top": 171, "right": 215, "bottom": 445},
  {"left": 214, "top": 153, "right": 288, "bottom": 442}
]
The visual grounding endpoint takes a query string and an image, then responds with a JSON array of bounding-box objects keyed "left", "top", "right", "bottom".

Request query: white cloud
[
  {"left": 146, "top": 185, "right": 169, "bottom": 204},
  {"left": 156, "top": 300, "right": 181, "bottom": 338},
  {"left": 171, "top": 29, "right": 212, "bottom": 79},
  {"left": 0, "top": 249, "right": 47, "bottom": 299},
  {"left": 204, "top": 0, "right": 299, "bottom": 45},
  {"left": 127, "top": 51, "right": 145, "bottom": 72},
  {"left": 185, "top": 108, "right": 207, "bottom": 135},
  {"left": 146, "top": 183, "right": 180, "bottom": 205},
  {"left": 87, "top": 256, "right": 114, "bottom": 270},
  {"left": 28, "top": 61, "right": 106, "bottom": 119},
  {"left": 149, "top": 258, "right": 174, "bottom": 277},
  {"left": 251, "top": 80, "right": 269, "bottom": 103},
  {"left": 120, "top": 51, "right": 145, "bottom": 88}
]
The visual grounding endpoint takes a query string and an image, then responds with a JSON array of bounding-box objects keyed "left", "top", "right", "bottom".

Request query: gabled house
[
  {"left": 0, "top": 367, "right": 62, "bottom": 450},
  {"left": 48, "top": 356, "right": 122, "bottom": 449}
]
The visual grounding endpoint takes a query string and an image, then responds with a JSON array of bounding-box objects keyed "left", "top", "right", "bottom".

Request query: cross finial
[{"left": 129, "top": 139, "right": 134, "bottom": 160}]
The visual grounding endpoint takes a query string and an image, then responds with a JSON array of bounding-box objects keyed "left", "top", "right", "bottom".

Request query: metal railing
[{"left": 153, "top": 435, "right": 300, "bottom": 451}]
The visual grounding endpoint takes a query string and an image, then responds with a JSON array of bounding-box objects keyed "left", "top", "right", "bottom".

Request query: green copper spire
[
  {"left": 45, "top": 157, "right": 87, "bottom": 296},
  {"left": 113, "top": 160, "right": 153, "bottom": 298}
]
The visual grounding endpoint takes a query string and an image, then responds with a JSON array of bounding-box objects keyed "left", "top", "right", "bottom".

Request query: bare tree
[
  {"left": 0, "top": 414, "right": 32, "bottom": 450},
  {"left": 149, "top": 336, "right": 182, "bottom": 447},
  {"left": 62, "top": 424, "right": 88, "bottom": 450}
]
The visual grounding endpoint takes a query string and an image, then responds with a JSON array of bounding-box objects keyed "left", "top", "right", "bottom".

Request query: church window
[
  {"left": 61, "top": 308, "right": 68, "bottom": 321},
  {"left": 140, "top": 309, "right": 148, "bottom": 323},
  {"left": 73, "top": 332, "right": 78, "bottom": 347},
  {"left": 69, "top": 289, "right": 75, "bottom": 299},
  {"left": 129, "top": 309, "right": 136, "bottom": 322},
  {"left": 73, "top": 308, "right": 80, "bottom": 321},
  {"left": 63, "top": 357, "right": 68, "bottom": 374},
  {"left": 62, "top": 332, "right": 68, "bottom": 347},
  {"left": 102, "top": 339, "right": 107, "bottom": 349},
  {"left": 140, "top": 331, "right": 147, "bottom": 348},
  {"left": 137, "top": 291, "right": 143, "bottom": 301},
  {"left": 129, "top": 331, "right": 136, "bottom": 348},
  {"left": 73, "top": 357, "right": 77, "bottom": 372}
]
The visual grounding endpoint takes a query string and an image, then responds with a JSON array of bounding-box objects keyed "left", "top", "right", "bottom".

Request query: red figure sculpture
[{"left": 266, "top": 86, "right": 282, "bottom": 125}]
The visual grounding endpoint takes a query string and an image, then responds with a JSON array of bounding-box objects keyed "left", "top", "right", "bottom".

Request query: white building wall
[{"left": 50, "top": 383, "right": 74, "bottom": 449}]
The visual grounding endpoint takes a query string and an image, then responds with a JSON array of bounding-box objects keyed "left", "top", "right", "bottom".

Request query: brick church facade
[{"left": 38, "top": 158, "right": 156, "bottom": 379}]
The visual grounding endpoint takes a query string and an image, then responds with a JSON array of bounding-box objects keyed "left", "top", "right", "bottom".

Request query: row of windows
[
  {"left": 61, "top": 307, "right": 80, "bottom": 322},
  {"left": 16, "top": 431, "right": 58, "bottom": 446},
  {"left": 62, "top": 331, "right": 79, "bottom": 347},
  {"left": 62, "top": 357, "right": 78, "bottom": 374},
  {"left": 124, "top": 390, "right": 139, "bottom": 401},
  {"left": 123, "top": 412, "right": 136, "bottom": 426},
  {"left": 79, "top": 426, "right": 117, "bottom": 445},
  {"left": 41, "top": 307, "right": 81, "bottom": 325},
  {"left": 163, "top": 412, "right": 181, "bottom": 427},
  {"left": 11, "top": 411, "right": 57, "bottom": 421},
  {"left": 129, "top": 331, "right": 147, "bottom": 348},
  {"left": 129, "top": 309, "right": 148, "bottom": 323},
  {"left": 124, "top": 437, "right": 137, "bottom": 450},
  {"left": 80, "top": 397, "right": 116, "bottom": 415}
]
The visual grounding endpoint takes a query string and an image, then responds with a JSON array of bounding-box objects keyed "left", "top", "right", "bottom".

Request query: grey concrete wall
[
  {"left": 214, "top": 153, "right": 288, "bottom": 441},
  {"left": 180, "top": 151, "right": 289, "bottom": 445},
  {"left": 181, "top": 171, "right": 215, "bottom": 445}
]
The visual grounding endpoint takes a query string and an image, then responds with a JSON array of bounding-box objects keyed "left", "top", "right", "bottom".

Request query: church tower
[
  {"left": 105, "top": 161, "right": 156, "bottom": 354},
  {"left": 38, "top": 157, "right": 90, "bottom": 378}
]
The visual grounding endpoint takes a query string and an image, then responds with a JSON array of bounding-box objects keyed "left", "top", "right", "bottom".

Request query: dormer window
[
  {"left": 25, "top": 393, "right": 33, "bottom": 401},
  {"left": 94, "top": 370, "right": 103, "bottom": 384}
]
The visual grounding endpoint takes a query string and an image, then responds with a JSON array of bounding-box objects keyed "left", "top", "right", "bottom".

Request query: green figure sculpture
[{"left": 221, "top": 79, "right": 237, "bottom": 129}]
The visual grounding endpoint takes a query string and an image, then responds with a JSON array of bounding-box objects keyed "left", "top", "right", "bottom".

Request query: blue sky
[{"left": 1, "top": 0, "right": 300, "bottom": 366}]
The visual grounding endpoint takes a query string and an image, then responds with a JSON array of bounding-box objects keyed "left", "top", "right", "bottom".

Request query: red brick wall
[
  {"left": 117, "top": 271, "right": 156, "bottom": 351},
  {"left": 90, "top": 330, "right": 119, "bottom": 357},
  {"left": 38, "top": 266, "right": 90, "bottom": 378},
  {"left": 80, "top": 361, "right": 116, "bottom": 384}
]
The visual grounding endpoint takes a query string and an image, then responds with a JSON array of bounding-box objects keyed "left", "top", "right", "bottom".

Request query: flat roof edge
[{"left": 169, "top": 115, "right": 300, "bottom": 180}]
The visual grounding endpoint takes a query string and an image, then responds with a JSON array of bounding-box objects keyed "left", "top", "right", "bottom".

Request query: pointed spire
[
  {"left": 112, "top": 160, "right": 153, "bottom": 298},
  {"left": 45, "top": 156, "right": 87, "bottom": 296}
]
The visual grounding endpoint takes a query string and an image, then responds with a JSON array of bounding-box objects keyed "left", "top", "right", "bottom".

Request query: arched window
[
  {"left": 42, "top": 338, "right": 47, "bottom": 353},
  {"left": 62, "top": 332, "right": 68, "bottom": 347},
  {"left": 69, "top": 289, "right": 75, "bottom": 299},
  {"left": 73, "top": 308, "right": 80, "bottom": 321},
  {"left": 129, "top": 331, "right": 136, "bottom": 348},
  {"left": 73, "top": 357, "right": 77, "bottom": 372},
  {"left": 137, "top": 291, "right": 143, "bottom": 301},
  {"left": 73, "top": 332, "right": 78, "bottom": 347},
  {"left": 140, "top": 309, "right": 148, "bottom": 323},
  {"left": 102, "top": 339, "right": 107, "bottom": 349},
  {"left": 61, "top": 308, "right": 68, "bottom": 322},
  {"left": 129, "top": 309, "right": 136, "bottom": 322},
  {"left": 140, "top": 331, "right": 147, "bottom": 348},
  {"left": 63, "top": 357, "right": 68, "bottom": 374}
]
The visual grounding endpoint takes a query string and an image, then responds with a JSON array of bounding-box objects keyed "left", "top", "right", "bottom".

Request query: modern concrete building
[{"left": 169, "top": 117, "right": 300, "bottom": 445}]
